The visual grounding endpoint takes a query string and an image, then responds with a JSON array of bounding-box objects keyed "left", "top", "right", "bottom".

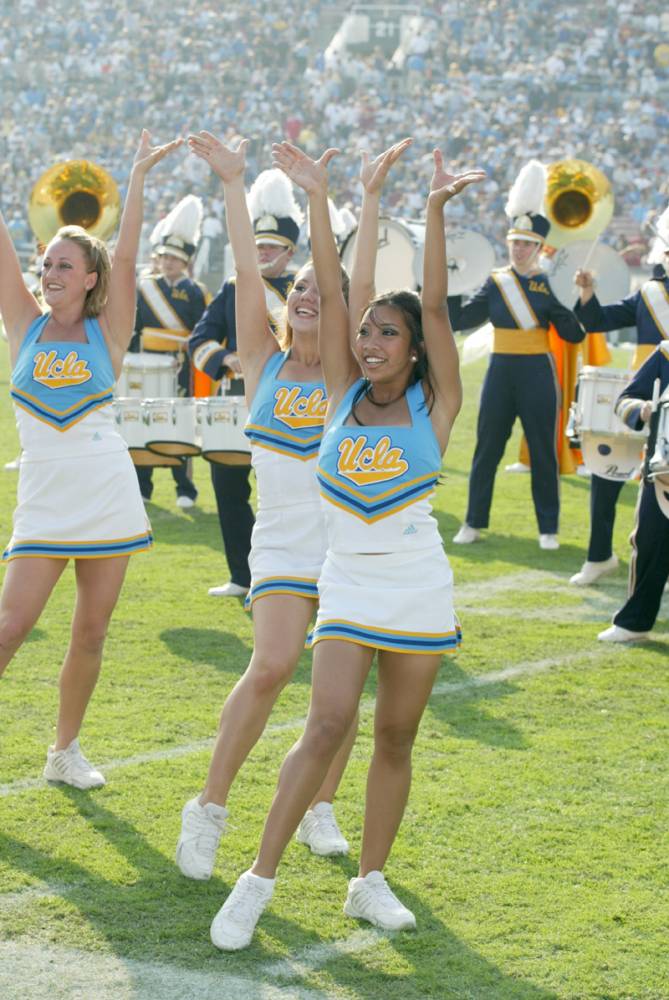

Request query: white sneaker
[
  {"left": 208, "top": 581, "right": 249, "bottom": 598},
  {"left": 452, "top": 524, "right": 482, "bottom": 544},
  {"left": 296, "top": 802, "right": 349, "bottom": 856},
  {"left": 576, "top": 464, "right": 592, "bottom": 478},
  {"left": 569, "top": 555, "right": 619, "bottom": 586},
  {"left": 4, "top": 455, "right": 21, "bottom": 471},
  {"left": 176, "top": 797, "right": 228, "bottom": 880},
  {"left": 43, "top": 738, "right": 105, "bottom": 790},
  {"left": 176, "top": 495, "right": 196, "bottom": 509},
  {"left": 539, "top": 534, "right": 559, "bottom": 550},
  {"left": 597, "top": 625, "right": 650, "bottom": 644},
  {"left": 210, "top": 870, "right": 274, "bottom": 951},
  {"left": 343, "top": 870, "right": 416, "bottom": 931},
  {"left": 504, "top": 462, "right": 531, "bottom": 473}
]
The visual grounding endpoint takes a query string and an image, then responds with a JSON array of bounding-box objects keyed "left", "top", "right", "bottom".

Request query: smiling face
[
  {"left": 508, "top": 237, "right": 542, "bottom": 274},
  {"left": 354, "top": 303, "right": 416, "bottom": 384},
  {"left": 41, "top": 237, "right": 98, "bottom": 312},
  {"left": 286, "top": 264, "right": 319, "bottom": 336}
]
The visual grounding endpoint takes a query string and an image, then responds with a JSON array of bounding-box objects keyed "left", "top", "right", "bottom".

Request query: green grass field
[{"left": 0, "top": 345, "right": 667, "bottom": 1000}]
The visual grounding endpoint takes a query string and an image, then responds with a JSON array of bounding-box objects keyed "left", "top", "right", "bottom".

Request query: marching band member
[
  {"left": 133, "top": 195, "right": 209, "bottom": 507},
  {"left": 450, "top": 160, "right": 585, "bottom": 551},
  {"left": 189, "top": 170, "right": 299, "bottom": 597},
  {"left": 206, "top": 140, "right": 482, "bottom": 951},
  {"left": 0, "top": 131, "right": 180, "bottom": 786},
  {"left": 597, "top": 341, "right": 669, "bottom": 642},
  {"left": 175, "top": 131, "right": 357, "bottom": 881},
  {"left": 570, "top": 209, "right": 669, "bottom": 586}
]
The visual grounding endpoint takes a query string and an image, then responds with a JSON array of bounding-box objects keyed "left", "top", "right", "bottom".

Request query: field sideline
[{"left": 0, "top": 345, "right": 667, "bottom": 1000}]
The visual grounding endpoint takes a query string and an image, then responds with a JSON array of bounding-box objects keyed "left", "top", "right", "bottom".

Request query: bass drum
[
  {"left": 412, "top": 227, "right": 496, "bottom": 295},
  {"left": 340, "top": 218, "right": 419, "bottom": 293},
  {"left": 543, "top": 241, "right": 630, "bottom": 308}
]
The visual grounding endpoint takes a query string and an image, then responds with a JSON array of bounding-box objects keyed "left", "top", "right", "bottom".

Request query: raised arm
[
  {"left": 348, "top": 139, "right": 412, "bottom": 337},
  {"left": 188, "top": 131, "right": 278, "bottom": 394},
  {"left": 0, "top": 210, "right": 41, "bottom": 363},
  {"left": 102, "top": 130, "right": 183, "bottom": 361},
  {"left": 272, "top": 141, "right": 352, "bottom": 402},
  {"left": 422, "top": 149, "right": 486, "bottom": 442}
]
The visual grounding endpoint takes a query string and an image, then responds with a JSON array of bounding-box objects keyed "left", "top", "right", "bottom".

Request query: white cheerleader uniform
[
  {"left": 312, "top": 378, "right": 461, "bottom": 655},
  {"left": 244, "top": 350, "right": 328, "bottom": 607},
  {"left": 3, "top": 314, "right": 152, "bottom": 560}
]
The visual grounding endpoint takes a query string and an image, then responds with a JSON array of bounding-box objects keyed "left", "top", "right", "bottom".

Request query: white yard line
[
  {"left": 258, "top": 928, "right": 384, "bottom": 981},
  {"left": 0, "top": 934, "right": 383, "bottom": 1000},
  {"left": 0, "top": 642, "right": 614, "bottom": 799},
  {"left": 431, "top": 646, "right": 610, "bottom": 697}
]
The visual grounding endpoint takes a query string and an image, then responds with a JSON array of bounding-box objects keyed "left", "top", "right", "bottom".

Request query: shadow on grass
[
  {"left": 25, "top": 627, "right": 48, "bottom": 643},
  {"left": 0, "top": 794, "right": 559, "bottom": 1000},
  {"left": 143, "top": 506, "right": 224, "bottom": 552},
  {"left": 159, "top": 627, "right": 252, "bottom": 674},
  {"left": 288, "top": 877, "right": 561, "bottom": 1000},
  {"left": 427, "top": 657, "right": 530, "bottom": 750}
]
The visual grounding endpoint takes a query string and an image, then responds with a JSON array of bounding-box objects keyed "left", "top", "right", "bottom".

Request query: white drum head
[
  {"left": 544, "top": 241, "right": 630, "bottom": 309},
  {"left": 340, "top": 218, "right": 418, "bottom": 293},
  {"left": 414, "top": 228, "right": 496, "bottom": 295},
  {"left": 580, "top": 433, "right": 642, "bottom": 481}
]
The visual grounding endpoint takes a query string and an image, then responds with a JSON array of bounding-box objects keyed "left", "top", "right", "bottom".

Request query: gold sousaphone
[
  {"left": 542, "top": 158, "right": 628, "bottom": 308},
  {"left": 28, "top": 159, "right": 121, "bottom": 245},
  {"left": 544, "top": 158, "right": 614, "bottom": 249}
]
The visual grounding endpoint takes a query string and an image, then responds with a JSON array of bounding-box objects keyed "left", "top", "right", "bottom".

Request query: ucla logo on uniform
[
  {"left": 32, "top": 350, "right": 93, "bottom": 389},
  {"left": 528, "top": 280, "right": 549, "bottom": 295},
  {"left": 337, "top": 435, "right": 409, "bottom": 485},
  {"left": 273, "top": 386, "right": 327, "bottom": 429}
]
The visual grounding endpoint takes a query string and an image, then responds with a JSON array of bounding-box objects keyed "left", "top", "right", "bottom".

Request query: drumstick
[{"left": 581, "top": 236, "right": 600, "bottom": 274}]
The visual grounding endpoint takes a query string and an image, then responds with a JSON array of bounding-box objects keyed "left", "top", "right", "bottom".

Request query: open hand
[
  {"left": 429, "top": 149, "right": 486, "bottom": 207},
  {"left": 133, "top": 129, "right": 183, "bottom": 175},
  {"left": 271, "top": 142, "right": 338, "bottom": 195},
  {"left": 359, "top": 138, "right": 412, "bottom": 195},
  {"left": 188, "top": 131, "right": 247, "bottom": 183}
]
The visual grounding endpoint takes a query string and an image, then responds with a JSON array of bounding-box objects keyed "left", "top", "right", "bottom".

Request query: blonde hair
[
  {"left": 53, "top": 225, "right": 111, "bottom": 317},
  {"left": 277, "top": 260, "right": 350, "bottom": 351}
]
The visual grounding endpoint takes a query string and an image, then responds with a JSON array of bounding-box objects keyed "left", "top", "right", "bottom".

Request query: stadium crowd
[{"left": 1, "top": 0, "right": 668, "bottom": 269}]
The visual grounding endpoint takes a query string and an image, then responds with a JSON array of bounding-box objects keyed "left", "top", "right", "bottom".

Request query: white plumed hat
[
  {"left": 648, "top": 203, "right": 669, "bottom": 265},
  {"left": 247, "top": 169, "right": 304, "bottom": 249},
  {"left": 505, "top": 160, "right": 550, "bottom": 243},
  {"left": 154, "top": 195, "right": 203, "bottom": 261}
]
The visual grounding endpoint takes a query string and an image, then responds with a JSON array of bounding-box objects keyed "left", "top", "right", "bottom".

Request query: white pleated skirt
[
  {"left": 3, "top": 448, "right": 153, "bottom": 561},
  {"left": 245, "top": 501, "right": 327, "bottom": 608},
  {"left": 310, "top": 546, "right": 461, "bottom": 655}
]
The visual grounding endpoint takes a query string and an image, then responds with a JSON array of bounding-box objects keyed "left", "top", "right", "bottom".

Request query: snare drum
[
  {"left": 197, "top": 396, "right": 251, "bottom": 465},
  {"left": 144, "top": 398, "right": 200, "bottom": 457},
  {"left": 576, "top": 367, "right": 647, "bottom": 482},
  {"left": 112, "top": 398, "right": 183, "bottom": 467},
  {"left": 116, "top": 352, "right": 179, "bottom": 398},
  {"left": 577, "top": 368, "right": 637, "bottom": 436}
]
